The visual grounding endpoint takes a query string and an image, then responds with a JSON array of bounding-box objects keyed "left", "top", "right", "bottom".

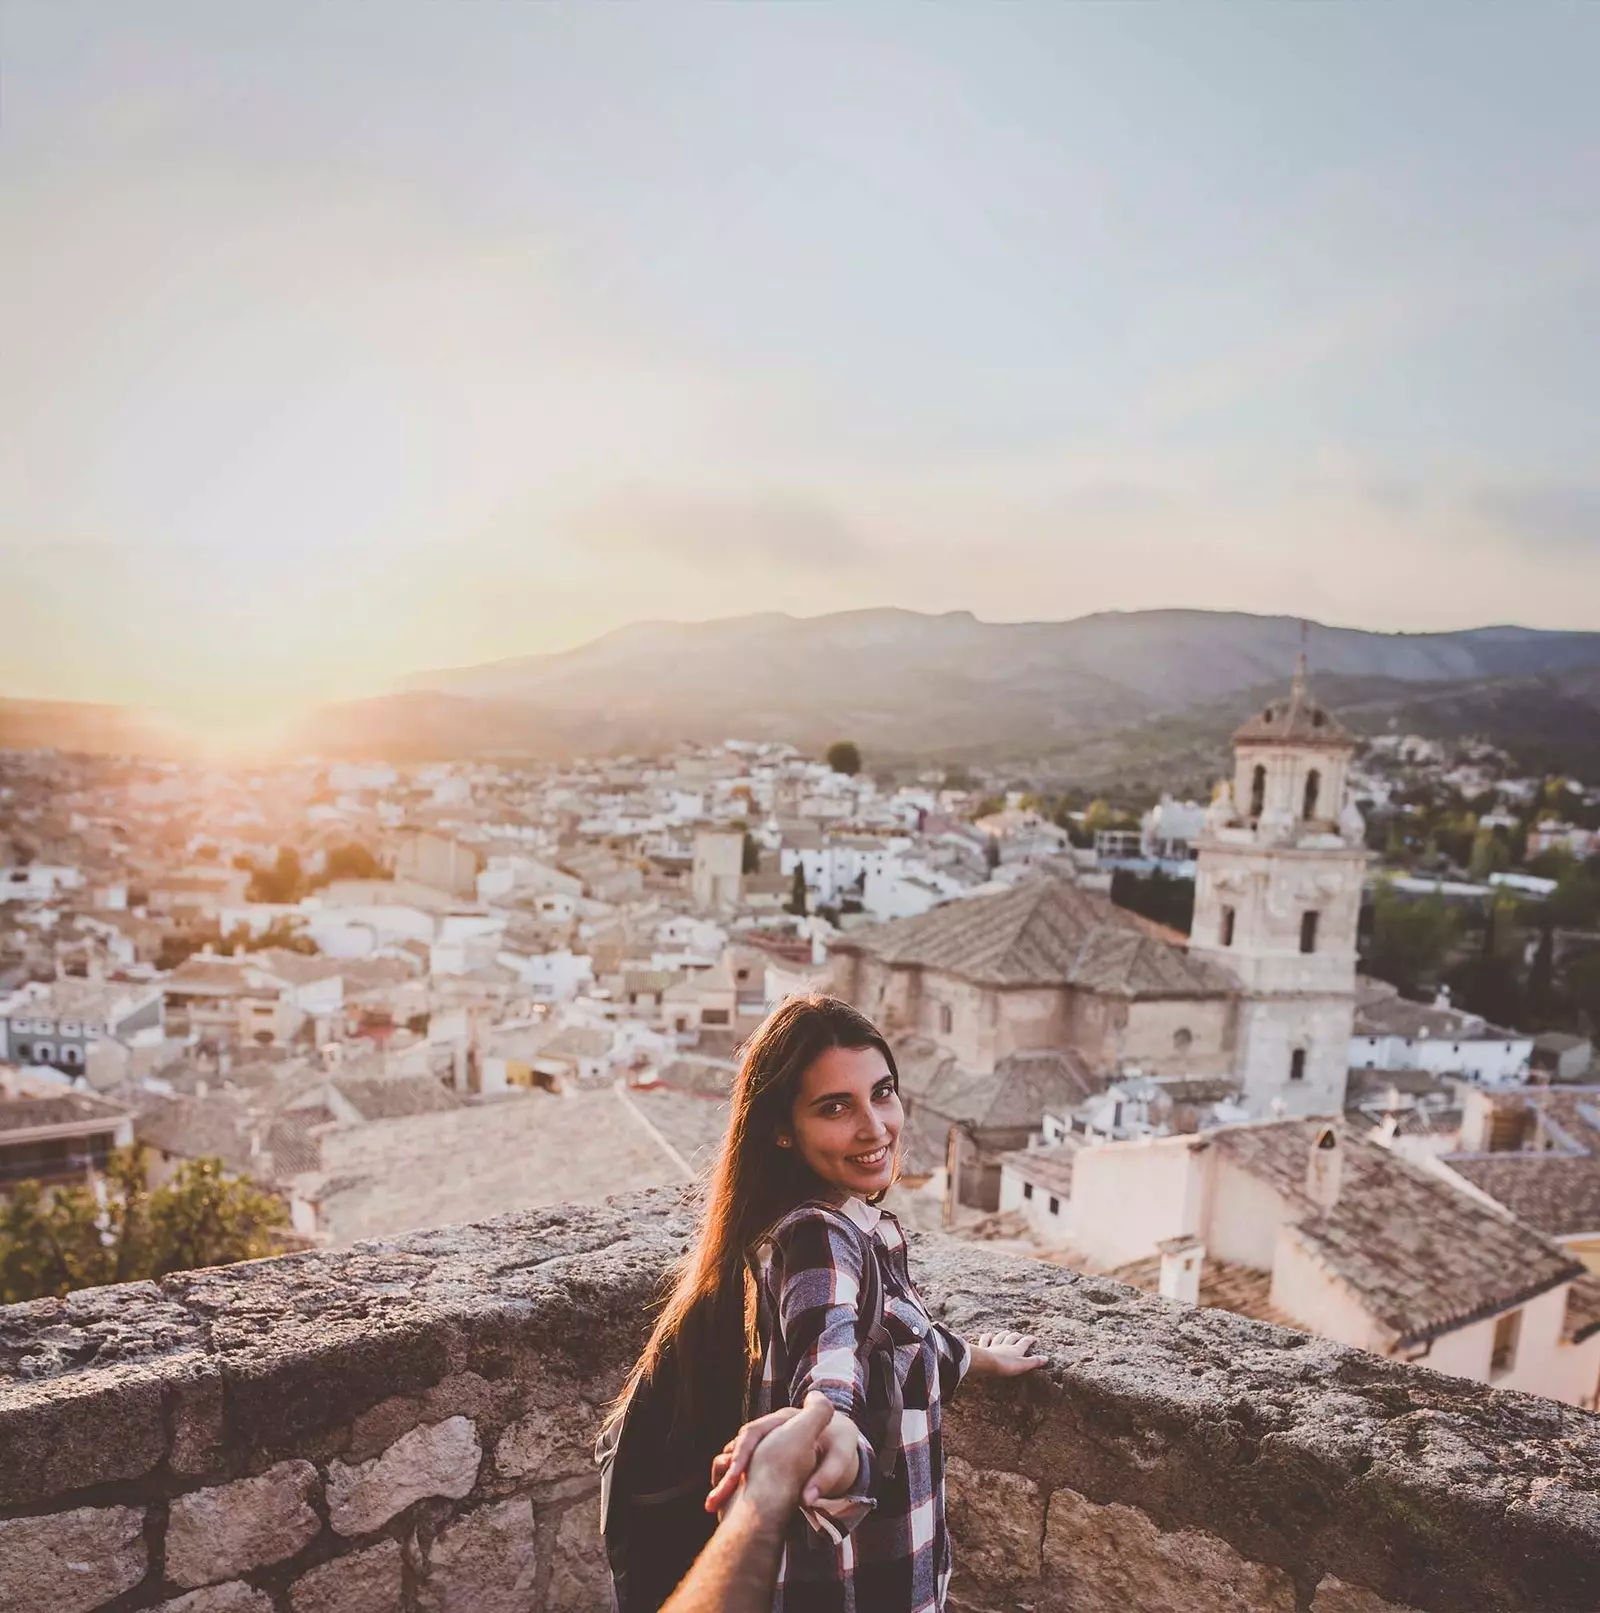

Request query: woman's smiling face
[{"left": 782, "top": 1043, "right": 903, "bottom": 1199}]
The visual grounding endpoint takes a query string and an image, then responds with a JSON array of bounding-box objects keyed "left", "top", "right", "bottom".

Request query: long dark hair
[{"left": 606, "top": 993, "right": 899, "bottom": 1442}]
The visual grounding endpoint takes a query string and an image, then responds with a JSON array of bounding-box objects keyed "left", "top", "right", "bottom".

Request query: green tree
[
  {"left": 825, "top": 741, "right": 862, "bottom": 777},
  {"left": 787, "top": 862, "right": 809, "bottom": 917},
  {"left": 1110, "top": 868, "right": 1196, "bottom": 935},
  {"left": 1366, "top": 887, "right": 1459, "bottom": 998},
  {"left": 0, "top": 1147, "right": 287, "bottom": 1305},
  {"left": 156, "top": 933, "right": 207, "bottom": 972},
  {"left": 1526, "top": 917, "right": 1556, "bottom": 1025},
  {"left": 1469, "top": 827, "right": 1510, "bottom": 880},
  {"left": 312, "top": 842, "right": 389, "bottom": 886},
  {"left": 244, "top": 918, "right": 318, "bottom": 955},
  {"left": 246, "top": 847, "right": 305, "bottom": 904}
]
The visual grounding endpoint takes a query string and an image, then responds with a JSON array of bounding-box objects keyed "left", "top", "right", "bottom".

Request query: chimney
[
  {"left": 1157, "top": 1234, "right": 1203, "bottom": 1306},
  {"left": 1305, "top": 1124, "right": 1342, "bottom": 1210}
]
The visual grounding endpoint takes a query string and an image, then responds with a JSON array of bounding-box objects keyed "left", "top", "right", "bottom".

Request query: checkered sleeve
[
  {"left": 771, "top": 1209, "right": 879, "bottom": 1530},
  {"left": 930, "top": 1322, "right": 970, "bottom": 1401}
]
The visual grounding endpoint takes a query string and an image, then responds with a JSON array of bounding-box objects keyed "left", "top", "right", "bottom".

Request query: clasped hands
[{"left": 702, "top": 1330, "right": 1042, "bottom": 1521}]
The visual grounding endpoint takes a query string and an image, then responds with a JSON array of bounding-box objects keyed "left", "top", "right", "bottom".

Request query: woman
[{"left": 607, "top": 993, "right": 1042, "bottom": 1613}]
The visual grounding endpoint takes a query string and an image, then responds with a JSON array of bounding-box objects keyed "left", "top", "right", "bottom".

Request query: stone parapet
[{"left": 1, "top": 1188, "right": 1597, "bottom": 1612}]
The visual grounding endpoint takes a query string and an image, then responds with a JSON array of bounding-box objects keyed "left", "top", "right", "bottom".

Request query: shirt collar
[{"left": 838, "top": 1195, "right": 883, "bottom": 1233}]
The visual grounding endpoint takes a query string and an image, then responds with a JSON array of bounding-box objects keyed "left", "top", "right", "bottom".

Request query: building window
[
  {"left": 1249, "top": 764, "right": 1266, "bottom": 819},
  {"left": 1300, "top": 911, "right": 1320, "bottom": 954},
  {"left": 1490, "top": 1309, "right": 1521, "bottom": 1377},
  {"left": 33, "top": 1042, "right": 55, "bottom": 1064},
  {"left": 939, "top": 1004, "right": 953, "bottom": 1035},
  {"left": 1023, "top": 1182, "right": 1034, "bottom": 1201},
  {"left": 60, "top": 1045, "right": 83, "bottom": 1066},
  {"left": 1220, "top": 906, "right": 1236, "bottom": 947},
  {"left": 1049, "top": 1195, "right": 1060, "bottom": 1216},
  {"left": 1173, "top": 1027, "right": 1193, "bottom": 1054},
  {"left": 1303, "top": 769, "right": 1321, "bottom": 821},
  {"left": 702, "top": 1008, "right": 730, "bottom": 1026},
  {"left": 1289, "top": 1048, "right": 1307, "bottom": 1082}
]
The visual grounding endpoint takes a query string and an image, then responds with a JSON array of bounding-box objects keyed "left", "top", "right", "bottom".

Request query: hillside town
[{"left": 2, "top": 664, "right": 1598, "bottom": 1409}]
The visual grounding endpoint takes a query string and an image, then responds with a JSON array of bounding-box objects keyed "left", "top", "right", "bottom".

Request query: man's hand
[
  {"left": 705, "top": 1393, "right": 860, "bottom": 1517},
  {"left": 966, "top": 1328, "right": 1044, "bottom": 1378}
]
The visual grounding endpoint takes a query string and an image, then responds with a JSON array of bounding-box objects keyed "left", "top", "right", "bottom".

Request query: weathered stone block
[
  {"left": 328, "top": 1415, "right": 482, "bottom": 1536},
  {"left": 546, "top": 1499, "right": 613, "bottom": 1613},
  {"left": 151, "top": 1584, "right": 275, "bottom": 1613},
  {"left": 166, "top": 1460, "right": 321, "bottom": 1588},
  {"left": 0, "top": 1366, "right": 166, "bottom": 1507},
  {"left": 1041, "top": 1485, "right": 1296, "bottom": 1613},
  {"left": 419, "top": 1497, "right": 540, "bottom": 1613},
  {"left": 290, "top": 1539, "right": 404, "bottom": 1613},
  {"left": 0, "top": 1504, "right": 147, "bottom": 1613},
  {"left": 495, "top": 1396, "right": 601, "bottom": 1483},
  {"left": 169, "top": 1362, "right": 227, "bottom": 1476},
  {"left": 1311, "top": 1576, "right": 1425, "bottom": 1613},
  {"left": 946, "top": 1455, "right": 1045, "bottom": 1592}
]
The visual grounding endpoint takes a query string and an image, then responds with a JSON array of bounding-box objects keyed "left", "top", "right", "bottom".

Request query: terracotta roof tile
[
  {"left": 1212, "top": 1119, "right": 1581, "bottom": 1345},
  {"left": 833, "top": 874, "right": 1235, "bottom": 997}
]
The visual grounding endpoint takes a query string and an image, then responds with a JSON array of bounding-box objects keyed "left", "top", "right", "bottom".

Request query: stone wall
[{"left": 2, "top": 1188, "right": 1597, "bottom": 1613}]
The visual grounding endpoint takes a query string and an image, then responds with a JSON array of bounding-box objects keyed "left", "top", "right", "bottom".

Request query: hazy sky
[{"left": 4, "top": 2, "right": 1598, "bottom": 728}]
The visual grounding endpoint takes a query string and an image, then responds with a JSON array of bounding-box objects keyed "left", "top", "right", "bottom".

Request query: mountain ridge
[{"left": 5, "top": 608, "right": 1598, "bottom": 771}]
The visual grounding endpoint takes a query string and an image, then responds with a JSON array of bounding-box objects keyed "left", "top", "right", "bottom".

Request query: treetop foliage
[{"left": 0, "top": 1146, "right": 289, "bottom": 1305}]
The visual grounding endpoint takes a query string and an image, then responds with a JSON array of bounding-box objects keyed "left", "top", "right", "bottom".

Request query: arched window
[
  {"left": 1303, "top": 769, "right": 1321, "bottom": 821},
  {"left": 1173, "top": 1027, "right": 1193, "bottom": 1054},
  {"left": 1249, "top": 765, "right": 1266, "bottom": 819}
]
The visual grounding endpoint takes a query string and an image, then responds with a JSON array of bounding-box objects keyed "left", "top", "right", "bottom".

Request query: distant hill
[
  {"left": 0, "top": 699, "right": 199, "bottom": 760},
  {"left": 7, "top": 609, "right": 1599, "bottom": 776},
  {"left": 366, "top": 608, "right": 1600, "bottom": 770}
]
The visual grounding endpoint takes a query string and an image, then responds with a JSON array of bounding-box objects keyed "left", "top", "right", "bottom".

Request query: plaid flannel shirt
[{"left": 752, "top": 1196, "right": 970, "bottom": 1613}]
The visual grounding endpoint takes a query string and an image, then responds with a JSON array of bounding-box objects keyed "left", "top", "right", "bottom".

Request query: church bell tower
[{"left": 1190, "top": 657, "right": 1367, "bottom": 1117}]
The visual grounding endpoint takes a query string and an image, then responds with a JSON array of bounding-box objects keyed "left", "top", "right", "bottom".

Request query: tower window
[
  {"left": 1303, "top": 769, "right": 1321, "bottom": 821},
  {"left": 1289, "top": 1048, "right": 1307, "bottom": 1082},
  {"left": 1220, "top": 906, "right": 1236, "bottom": 947},
  {"left": 1249, "top": 765, "right": 1266, "bottom": 819},
  {"left": 939, "top": 1003, "right": 952, "bottom": 1035},
  {"left": 1300, "top": 911, "right": 1320, "bottom": 954}
]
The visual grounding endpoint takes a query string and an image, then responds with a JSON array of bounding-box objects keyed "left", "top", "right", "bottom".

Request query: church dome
[{"left": 1232, "top": 657, "right": 1353, "bottom": 750}]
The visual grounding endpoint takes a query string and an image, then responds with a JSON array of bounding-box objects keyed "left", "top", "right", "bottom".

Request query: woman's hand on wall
[{"left": 966, "top": 1329, "right": 1044, "bottom": 1378}]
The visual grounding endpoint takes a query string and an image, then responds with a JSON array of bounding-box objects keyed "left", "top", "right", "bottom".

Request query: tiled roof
[
  {"left": 1108, "top": 1252, "right": 1291, "bottom": 1327},
  {"left": 832, "top": 874, "right": 1235, "bottom": 997},
  {"left": 997, "top": 1138, "right": 1082, "bottom": 1198},
  {"left": 1212, "top": 1119, "right": 1582, "bottom": 1345},
  {"left": 1564, "top": 1271, "right": 1600, "bottom": 1345},
  {"left": 331, "top": 1073, "right": 460, "bottom": 1122},
  {"left": 1231, "top": 664, "right": 1354, "bottom": 750},
  {"left": 918, "top": 1048, "right": 1099, "bottom": 1134},
  {"left": 0, "top": 1089, "right": 129, "bottom": 1136},
  {"left": 1352, "top": 984, "right": 1514, "bottom": 1043},
  {"left": 1443, "top": 1088, "right": 1600, "bottom": 1239},
  {"left": 134, "top": 1092, "right": 256, "bottom": 1170}
]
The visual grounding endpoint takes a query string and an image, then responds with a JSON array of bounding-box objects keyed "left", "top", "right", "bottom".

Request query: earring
[{"left": 776, "top": 1138, "right": 790, "bottom": 1148}]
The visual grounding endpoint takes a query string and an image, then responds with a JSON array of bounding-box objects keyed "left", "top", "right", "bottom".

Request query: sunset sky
[{"left": 4, "top": 2, "right": 1598, "bottom": 729}]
